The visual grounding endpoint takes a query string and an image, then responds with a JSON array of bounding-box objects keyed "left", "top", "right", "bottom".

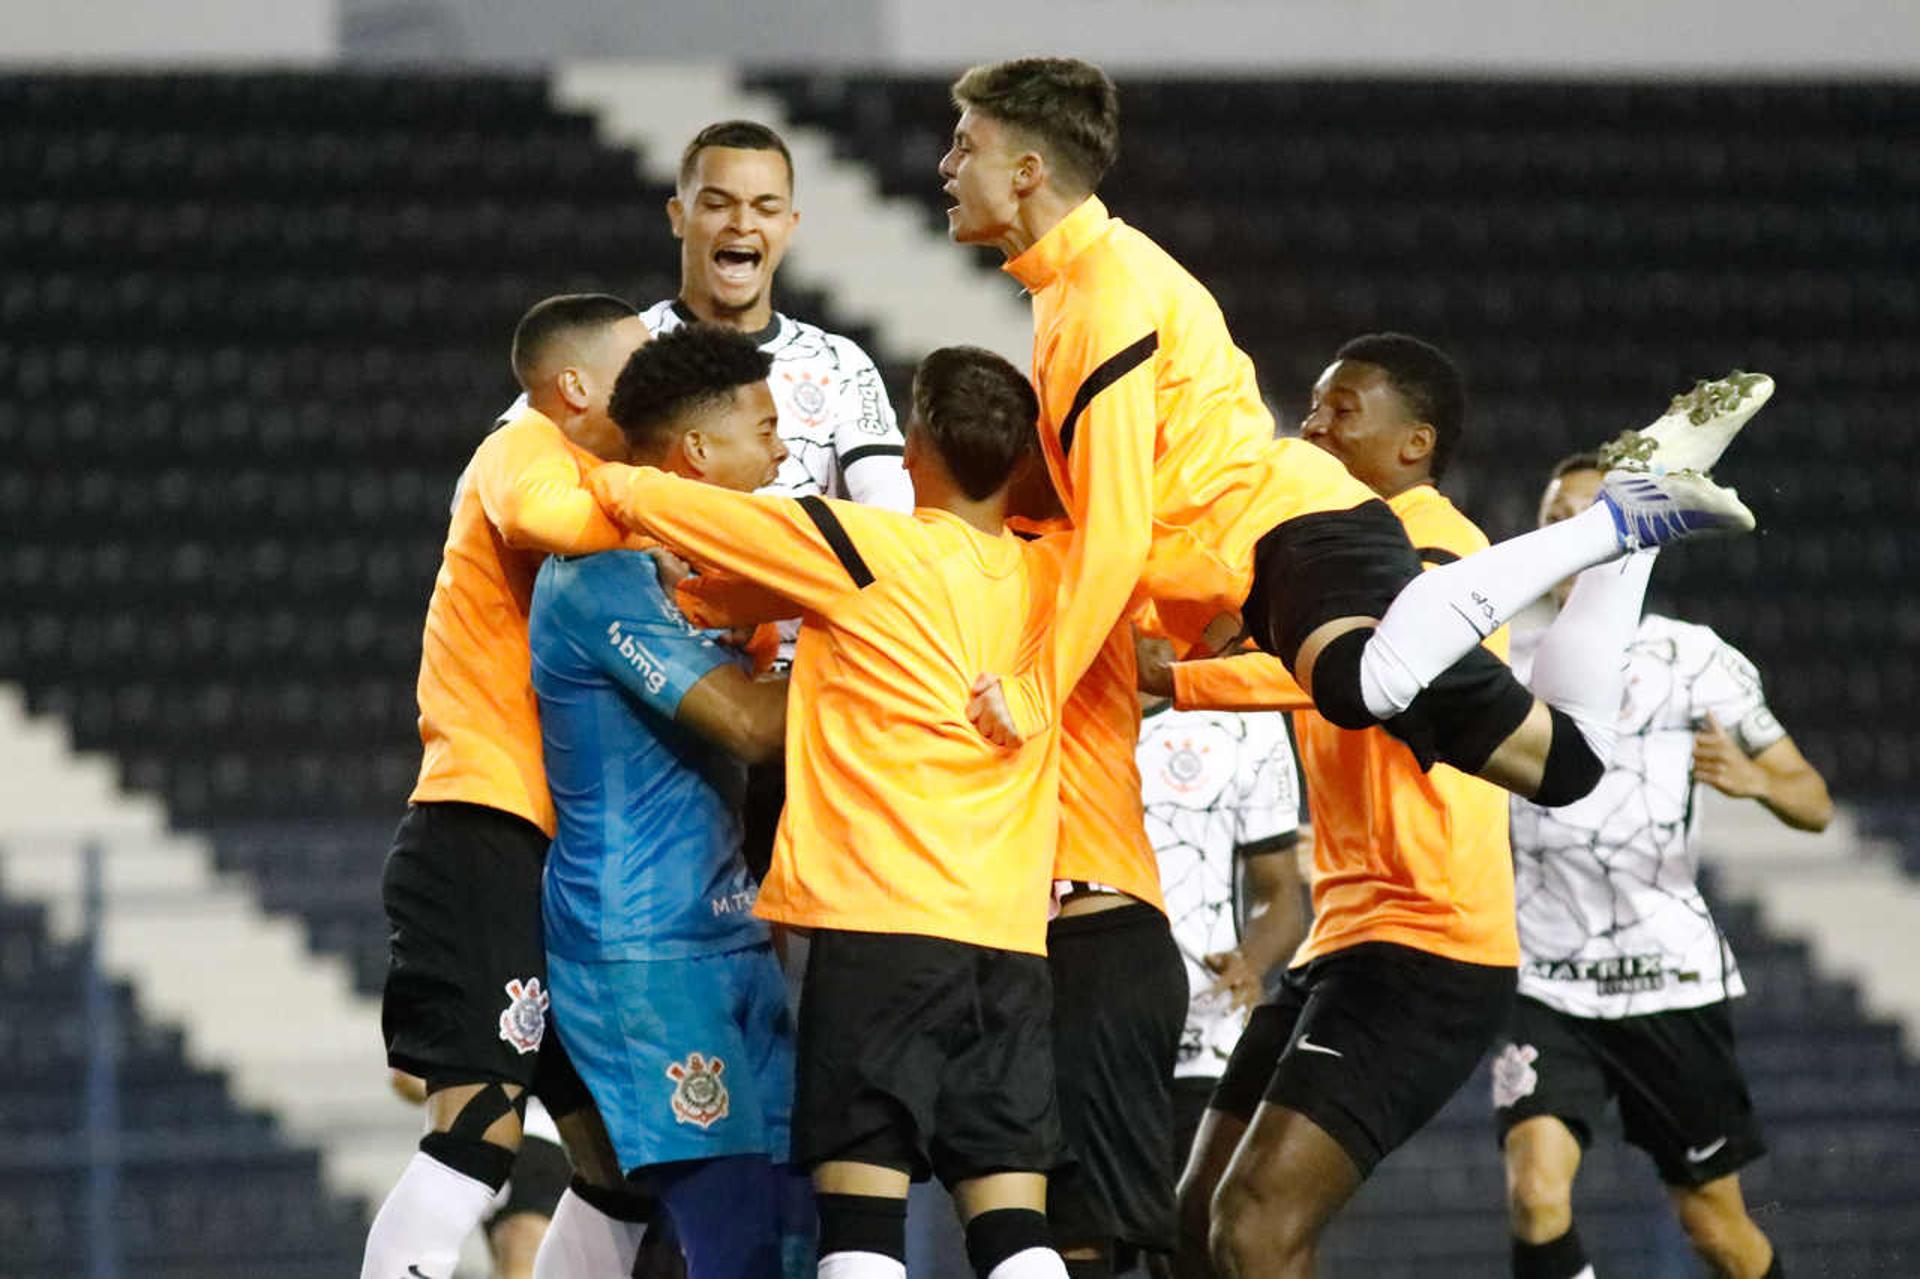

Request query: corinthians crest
[
  {"left": 497, "top": 977, "right": 549, "bottom": 1055},
  {"left": 665, "top": 1051, "right": 730, "bottom": 1129}
]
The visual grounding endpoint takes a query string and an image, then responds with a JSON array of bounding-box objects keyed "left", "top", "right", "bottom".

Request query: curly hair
[
  {"left": 909, "top": 346, "right": 1039, "bottom": 500},
  {"left": 1334, "top": 332, "right": 1468, "bottom": 480},
  {"left": 608, "top": 324, "right": 774, "bottom": 452},
  {"left": 951, "top": 58, "right": 1120, "bottom": 194}
]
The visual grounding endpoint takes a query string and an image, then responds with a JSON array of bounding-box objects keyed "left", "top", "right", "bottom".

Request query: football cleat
[
  {"left": 1599, "top": 371, "right": 1774, "bottom": 476},
  {"left": 1598, "top": 469, "right": 1755, "bottom": 552}
]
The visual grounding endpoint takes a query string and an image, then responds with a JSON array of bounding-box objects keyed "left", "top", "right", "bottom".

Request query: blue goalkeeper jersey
[{"left": 529, "top": 550, "right": 767, "bottom": 962}]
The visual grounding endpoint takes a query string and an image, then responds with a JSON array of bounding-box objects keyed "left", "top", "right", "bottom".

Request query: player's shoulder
[
  {"left": 772, "top": 313, "right": 881, "bottom": 368},
  {"left": 1396, "top": 485, "right": 1490, "bottom": 557},
  {"left": 636, "top": 298, "right": 682, "bottom": 334},
  {"left": 1639, "top": 612, "right": 1720, "bottom": 658},
  {"left": 542, "top": 549, "right": 666, "bottom": 616}
]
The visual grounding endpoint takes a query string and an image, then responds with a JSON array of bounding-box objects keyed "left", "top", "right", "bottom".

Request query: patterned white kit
[
  {"left": 638, "top": 300, "right": 910, "bottom": 509},
  {"left": 1509, "top": 614, "right": 1785, "bottom": 1019},
  {"left": 1139, "top": 706, "right": 1300, "bottom": 1077}
]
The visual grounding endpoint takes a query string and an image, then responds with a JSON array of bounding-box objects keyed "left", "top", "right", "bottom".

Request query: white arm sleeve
[{"left": 832, "top": 339, "right": 912, "bottom": 511}]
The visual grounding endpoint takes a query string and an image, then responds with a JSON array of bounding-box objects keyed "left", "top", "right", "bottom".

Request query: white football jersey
[
  {"left": 638, "top": 300, "right": 911, "bottom": 510},
  {"left": 1140, "top": 706, "right": 1300, "bottom": 1078},
  {"left": 1509, "top": 613, "right": 1785, "bottom": 1019}
]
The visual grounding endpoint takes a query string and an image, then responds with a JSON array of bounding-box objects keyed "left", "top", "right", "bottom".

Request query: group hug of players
[{"left": 360, "top": 56, "right": 1832, "bottom": 1279}]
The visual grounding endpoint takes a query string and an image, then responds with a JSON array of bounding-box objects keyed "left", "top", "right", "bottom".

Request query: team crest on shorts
[
  {"left": 496, "top": 977, "right": 549, "bottom": 1055},
  {"left": 665, "top": 1051, "right": 730, "bottom": 1129},
  {"left": 1491, "top": 1042, "right": 1540, "bottom": 1109}
]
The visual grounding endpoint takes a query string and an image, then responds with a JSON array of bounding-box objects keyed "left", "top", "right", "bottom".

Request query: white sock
[
  {"left": 360, "top": 1150, "right": 499, "bottom": 1279},
  {"left": 988, "top": 1245, "right": 1071, "bottom": 1277},
  {"left": 1360, "top": 503, "right": 1623, "bottom": 717},
  {"left": 818, "top": 1251, "right": 907, "bottom": 1278},
  {"left": 531, "top": 1187, "right": 648, "bottom": 1277},
  {"left": 1571, "top": 1268, "right": 1596, "bottom": 1279},
  {"left": 1529, "top": 549, "right": 1657, "bottom": 765}
]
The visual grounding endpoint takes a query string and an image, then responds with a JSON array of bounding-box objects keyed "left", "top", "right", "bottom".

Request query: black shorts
[
  {"left": 1046, "top": 903, "right": 1189, "bottom": 1253},
  {"left": 380, "top": 801, "right": 588, "bottom": 1113},
  {"left": 1243, "top": 500, "right": 1536, "bottom": 774},
  {"left": 1492, "top": 996, "right": 1767, "bottom": 1187},
  {"left": 1169, "top": 1076, "right": 1217, "bottom": 1182},
  {"left": 1211, "top": 942, "right": 1515, "bottom": 1178},
  {"left": 484, "top": 1131, "right": 571, "bottom": 1229},
  {"left": 1245, "top": 499, "right": 1419, "bottom": 668},
  {"left": 793, "top": 929, "right": 1060, "bottom": 1186}
]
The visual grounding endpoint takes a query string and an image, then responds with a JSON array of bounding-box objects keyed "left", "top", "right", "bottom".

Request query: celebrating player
[
  {"left": 588, "top": 335, "right": 1077, "bottom": 1279},
  {"left": 1493, "top": 454, "right": 1831, "bottom": 1279},
  {"left": 528, "top": 324, "right": 803, "bottom": 1277},
  {"left": 1154, "top": 335, "right": 1533, "bottom": 1277},
  {"left": 939, "top": 57, "right": 1767, "bottom": 817},
  {"left": 645, "top": 119, "right": 910, "bottom": 510},
  {"left": 643, "top": 117, "right": 913, "bottom": 889},
  {"left": 363, "top": 295, "right": 654, "bottom": 1279}
]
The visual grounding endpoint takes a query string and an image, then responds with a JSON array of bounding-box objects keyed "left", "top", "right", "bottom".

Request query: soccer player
[
  {"left": 528, "top": 323, "right": 800, "bottom": 1278},
  {"left": 1134, "top": 683, "right": 1307, "bottom": 1185},
  {"left": 1043, "top": 631, "right": 1188, "bottom": 1279},
  {"left": 1493, "top": 454, "right": 1832, "bottom": 1279},
  {"left": 587, "top": 336, "right": 1074, "bottom": 1279},
  {"left": 1150, "top": 335, "right": 1534, "bottom": 1278},
  {"left": 644, "top": 117, "right": 912, "bottom": 888},
  {"left": 938, "top": 56, "right": 1767, "bottom": 818},
  {"left": 645, "top": 119, "right": 911, "bottom": 511},
  {"left": 364, "top": 294, "right": 654, "bottom": 1279}
]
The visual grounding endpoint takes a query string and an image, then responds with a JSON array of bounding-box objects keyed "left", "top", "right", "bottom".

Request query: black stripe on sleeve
[
  {"left": 1058, "top": 332, "right": 1159, "bottom": 460},
  {"left": 840, "top": 443, "right": 905, "bottom": 470},
  {"left": 1415, "top": 546, "right": 1461, "bottom": 566},
  {"left": 797, "top": 495, "right": 875, "bottom": 589}
]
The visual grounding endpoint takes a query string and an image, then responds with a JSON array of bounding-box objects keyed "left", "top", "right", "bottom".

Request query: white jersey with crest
[
  {"left": 1509, "top": 612, "right": 1785, "bottom": 1019},
  {"left": 1140, "top": 706, "right": 1300, "bottom": 1078},
  {"left": 638, "top": 299, "right": 911, "bottom": 509}
]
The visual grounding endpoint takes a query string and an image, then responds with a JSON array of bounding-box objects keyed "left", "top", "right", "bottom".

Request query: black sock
[
  {"left": 816, "top": 1191, "right": 907, "bottom": 1263},
  {"left": 1512, "top": 1225, "right": 1589, "bottom": 1279},
  {"left": 417, "top": 1130, "right": 513, "bottom": 1193},
  {"left": 964, "top": 1206, "right": 1053, "bottom": 1277},
  {"left": 1063, "top": 1259, "right": 1111, "bottom": 1279}
]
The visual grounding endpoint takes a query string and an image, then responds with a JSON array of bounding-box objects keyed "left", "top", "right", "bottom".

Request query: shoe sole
[{"left": 1600, "top": 371, "right": 1774, "bottom": 475}]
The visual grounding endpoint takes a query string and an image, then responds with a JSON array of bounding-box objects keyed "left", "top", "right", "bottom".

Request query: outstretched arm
[
  {"left": 589, "top": 463, "right": 864, "bottom": 619},
  {"left": 474, "top": 420, "right": 630, "bottom": 554}
]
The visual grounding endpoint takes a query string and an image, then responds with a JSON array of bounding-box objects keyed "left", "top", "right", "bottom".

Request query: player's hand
[
  {"left": 1692, "top": 713, "right": 1765, "bottom": 799},
  {"left": 647, "top": 547, "right": 693, "bottom": 593},
  {"left": 967, "top": 673, "right": 1025, "bottom": 748},
  {"left": 1135, "top": 629, "right": 1176, "bottom": 698},
  {"left": 1202, "top": 948, "right": 1262, "bottom": 1012}
]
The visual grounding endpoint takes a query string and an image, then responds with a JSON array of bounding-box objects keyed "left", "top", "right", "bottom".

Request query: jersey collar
[
  {"left": 1004, "top": 195, "right": 1111, "bottom": 294},
  {"left": 670, "top": 298, "right": 785, "bottom": 348}
]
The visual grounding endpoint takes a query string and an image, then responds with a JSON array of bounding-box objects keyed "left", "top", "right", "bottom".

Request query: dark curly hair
[
  {"left": 951, "top": 57, "right": 1120, "bottom": 194},
  {"left": 909, "top": 345, "right": 1039, "bottom": 500},
  {"left": 1334, "top": 332, "right": 1468, "bottom": 480},
  {"left": 609, "top": 324, "right": 774, "bottom": 453}
]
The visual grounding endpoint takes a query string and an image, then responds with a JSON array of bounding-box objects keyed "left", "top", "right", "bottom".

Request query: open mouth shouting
[{"left": 713, "top": 242, "right": 764, "bottom": 288}]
